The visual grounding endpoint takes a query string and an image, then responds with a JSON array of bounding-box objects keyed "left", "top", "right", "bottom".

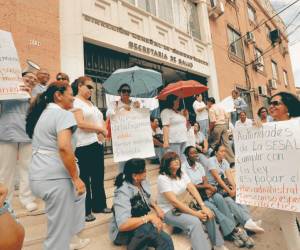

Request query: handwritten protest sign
[
  {"left": 0, "top": 30, "right": 29, "bottom": 100},
  {"left": 233, "top": 118, "right": 300, "bottom": 212},
  {"left": 111, "top": 108, "right": 155, "bottom": 162}
]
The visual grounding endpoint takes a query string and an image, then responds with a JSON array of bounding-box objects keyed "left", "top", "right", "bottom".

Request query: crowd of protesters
[{"left": 0, "top": 68, "right": 300, "bottom": 250}]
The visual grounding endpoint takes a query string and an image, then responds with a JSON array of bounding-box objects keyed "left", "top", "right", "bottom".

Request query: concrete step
[
  {"left": 16, "top": 159, "right": 160, "bottom": 248},
  {"left": 22, "top": 221, "right": 192, "bottom": 250},
  {"left": 14, "top": 157, "right": 289, "bottom": 250}
]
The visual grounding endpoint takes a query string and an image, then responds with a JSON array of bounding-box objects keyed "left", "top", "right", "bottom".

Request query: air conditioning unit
[
  {"left": 253, "top": 57, "right": 263, "bottom": 70},
  {"left": 245, "top": 32, "right": 255, "bottom": 44},
  {"left": 280, "top": 44, "right": 289, "bottom": 56},
  {"left": 268, "top": 79, "right": 277, "bottom": 89},
  {"left": 258, "top": 85, "right": 267, "bottom": 96},
  {"left": 209, "top": 0, "right": 225, "bottom": 19}
]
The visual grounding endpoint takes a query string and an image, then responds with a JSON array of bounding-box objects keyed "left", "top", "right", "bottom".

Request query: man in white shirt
[
  {"left": 235, "top": 111, "right": 253, "bottom": 128},
  {"left": 193, "top": 94, "right": 209, "bottom": 138}
]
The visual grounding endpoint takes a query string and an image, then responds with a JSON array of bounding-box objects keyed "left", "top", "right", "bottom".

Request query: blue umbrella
[{"left": 103, "top": 66, "right": 162, "bottom": 97}]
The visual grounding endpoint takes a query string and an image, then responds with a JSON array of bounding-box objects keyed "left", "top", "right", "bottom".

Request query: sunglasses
[
  {"left": 121, "top": 89, "right": 131, "bottom": 94},
  {"left": 85, "top": 85, "right": 94, "bottom": 90},
  {"left": 57, "top": 77, "right": 67, "bottom": 81},
  {"left": 269, "top": 100, "right": 283, "bottom": 106}
]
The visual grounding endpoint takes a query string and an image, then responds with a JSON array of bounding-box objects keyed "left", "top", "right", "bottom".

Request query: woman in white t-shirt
[
  {"left": 193, "top": 94, "right": 209, "bottom": 138},
  {"left": 157, "top": 151, "right": 228, "bottom": 250},
  {"left": 72, "top": 76, "right": 111, "bottom": 222},
  {"left": 160, "top": 95, "right": 187, "bottom": 160}
]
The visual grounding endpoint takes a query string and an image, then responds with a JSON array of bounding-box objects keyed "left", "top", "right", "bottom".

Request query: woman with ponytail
[
  {"left": 110, "top": 158, "right": 174, "bottom": 250},
  {"left": 26, "top": 81, "right": 89, "bottom": 250}
]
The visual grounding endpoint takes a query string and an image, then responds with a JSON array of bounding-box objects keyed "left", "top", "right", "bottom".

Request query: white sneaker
[
  {"left": 214, "top": 245, "right": 229, "bottom": 250},
  {"left": 70, "top": 235, "right": 90, "bottom": 250},
  {"left": 254, "top": 219, "right": 262, "bottom": 227},
  {"left": 244, "top": 219, "right": 265, "bottom": 233},
  {"left": 25, "top": 202, "right": 38, "bottom": 212}
]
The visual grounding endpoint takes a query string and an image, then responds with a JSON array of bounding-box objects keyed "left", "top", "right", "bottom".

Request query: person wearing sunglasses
[
  {"left": 56, "top": 72, "right": 70, "bottom": 83},
  {"left": 267, "top": 92, "right": 300, "bottom": 250},
  {"left": 72, "top": 76, "right": 111, "bottom": 223},
  {"left": 257, "top": 107, "right": 272, "bottom": 124},
  {"left": 106, "top": 83, "right": 140, "bottom": 172}
]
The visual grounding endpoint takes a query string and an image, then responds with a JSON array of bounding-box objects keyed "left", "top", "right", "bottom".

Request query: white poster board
[
  {"left": 105, "top": 94, "right": 159, "bottom": 111},
  {"left": 218, "top": 96, "right": 235, "bottom": 113},
  {"left": 0, "top": 30, "right": 29, "bottom": 100},
  {"left": 111, "top": 108, "right": 155, "bottom": 162},
  {"left": 233, "top": 119, "right": 300, "bottom": 212}
]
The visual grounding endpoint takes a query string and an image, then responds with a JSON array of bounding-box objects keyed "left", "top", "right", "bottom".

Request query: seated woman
[
  {"left": 194, "top": 122, "right": 209, "bottom": 154},
  {"left": 150, "top": 117, "right": 164, "bottom": 163},
  {"left": 157, "top": 151, "right": 228, "bottom": 250},
  {"left": 110, "top": 158, "right": 174, "bottom": 250},
  {"left": 0, "top": 183, "right": 24, "bottom": 250},
  {"left": 182, "top": 146, "right": 254, "bottom": 248},
  {"left": 207, "top": 144, "right": 264, "bottom": 234}
]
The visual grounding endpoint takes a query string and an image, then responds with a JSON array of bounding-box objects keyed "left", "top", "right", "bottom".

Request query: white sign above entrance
[{"left": 82, "top": 14, "right": 210, "bottom": 76}]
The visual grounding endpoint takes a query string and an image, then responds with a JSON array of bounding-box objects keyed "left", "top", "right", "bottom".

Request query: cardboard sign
[
  {"left": 0, "top": 30, "right": 29, "bottom": 100},
  {"left": 111, "top": 108, "right": 155, "bottom": 162},
  {"left": 233, "top": 119, "right": 300, "bottom": 212}
]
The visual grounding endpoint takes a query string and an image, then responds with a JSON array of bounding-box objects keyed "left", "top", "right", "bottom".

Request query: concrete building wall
[
  {"left": 0, "top": 0, "right": 60, "bottom": 80},
  {"left": 209, "top": 0, "right": 296, "bottom": 115}
]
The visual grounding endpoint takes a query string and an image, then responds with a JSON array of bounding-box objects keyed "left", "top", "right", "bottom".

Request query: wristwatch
[{"left": 0, "top": 201, "right": 8, "bottom": 216}]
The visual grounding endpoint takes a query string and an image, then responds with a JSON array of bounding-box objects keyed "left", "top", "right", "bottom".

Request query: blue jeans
[
  {"left": 224, "top": 197, "right": 250, "bottom": 226},
  {"left": 231, "top": 112, "right": 238, "bottom": 126},
  {"left": 167, "top": 142, "right": 186, "bottom": 161},
  {"left": 205, "top": 193, "right": 236, "bottom": 236},
  {"left": 165, "top": 210, "right": 224, "bottom": 250},
  {"left": 198, "top": 119, "right": 209, "bottom": 138}
]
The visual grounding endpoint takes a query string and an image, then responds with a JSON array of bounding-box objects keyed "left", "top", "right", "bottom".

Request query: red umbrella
[{"left": 157, "top": 80, "right": 208, "bottom": 100}]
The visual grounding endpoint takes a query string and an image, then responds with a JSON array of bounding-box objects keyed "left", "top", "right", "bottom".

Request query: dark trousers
[
  {"left": 75, "top": 142, "right": 107, "bottom": 216},
  {"left": 114, "top": 223, "right": 174, "bottom": 250}
]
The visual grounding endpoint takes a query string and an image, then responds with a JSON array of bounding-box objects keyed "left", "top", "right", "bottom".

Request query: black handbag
[{"left": 130, "top": 191, "right": 151, "bottom": 217}]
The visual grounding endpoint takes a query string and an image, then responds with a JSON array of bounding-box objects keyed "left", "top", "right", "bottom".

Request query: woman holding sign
[
  {"left": 0, "top": 72, "right": 38, "bottom": 212},
  {"left": 106, "top": 84, "right": 141, "bottom": 173},
  {"left": 268, "top": 92, "right": 300, "bottom": 250},
  {"left": 72, "top": 76, "right": 111, "bottom": 223}
]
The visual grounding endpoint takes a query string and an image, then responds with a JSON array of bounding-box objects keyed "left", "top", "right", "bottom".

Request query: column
[
  {"left": 60, "top": 0, "right": 85, "bottom": 82},
  {"left": 195, "top": 0, "right": 220, "bottom": 101}
]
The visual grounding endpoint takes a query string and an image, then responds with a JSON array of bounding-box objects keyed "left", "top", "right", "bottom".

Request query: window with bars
[
  {"left": 157, "top": 0, "right": 173, "bottom": 23},
  {"left": 271, "top": 60, "right": 278, "bottom": 80},
  {"left": 283, "top": 70, "right": 289, "bottom": 86},
  {"left": 228, "top": 26, "right": 244, "bottom": 59},
  {"left": 137, "top": 0, "right": 156, "bottom": 15},
  {"left": 254, "top": 47, "right": 264, "bottom": 71},
  {"left": 247, "top": 4, "right": 256, "bottom": 23}
]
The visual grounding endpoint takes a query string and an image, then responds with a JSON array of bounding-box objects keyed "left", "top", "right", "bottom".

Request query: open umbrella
[
  {"left": 103, "top": 66, "right": 162, "bottom": 97},
  {"left": 157, "top": 80, "right": 208, "bottom": 100}
]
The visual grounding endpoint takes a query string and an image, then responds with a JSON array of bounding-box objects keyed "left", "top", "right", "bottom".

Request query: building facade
[
  {"left": 209, "top": 0, "right": 296, "bottom": 116},
  {"left": 60, "top": 0, "right": 220, "bottom": 111},
  {"left": 0, "top": 0, "right": 60, "bottom": 78},
  {"left": 0, "top": 0, "right": 297, "bottom": 118}
]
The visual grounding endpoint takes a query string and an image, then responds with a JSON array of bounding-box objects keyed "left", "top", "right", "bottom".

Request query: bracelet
[{"left": 141, "top": 215, "right": 148, "bottom": 224}]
